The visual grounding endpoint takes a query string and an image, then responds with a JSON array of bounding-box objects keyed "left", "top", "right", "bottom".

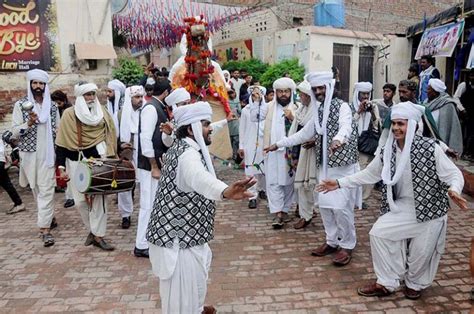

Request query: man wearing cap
[
  {"left": 135, "top": 78, "right": 172, "bottom": 258},
  {"left": 106, "top": 79, "right": 126, "bottom": 138},
  {"left": 317, "top": 102, "right": 466, "bottom": 299},
  {"left": 118, "top": 86, "right": 145, "bottom": 229},
  {"left": 289, "top": 80, "right": 318, "bottom": 229},
  {"left": 425, "top": 78, "right": 463, "bottom": 155},
  {"left": 11, "top": 69, "right": 59, "bottom": 247},
  {"left": 262, "top": 77, "right": 297, "bottom": 229},
  {"left": 265, "top": 71, "right": 360, "bottom": 265},
  {"left": 146, "top": 101, "right": 256, "bottom": 314},
  {"left": 56, "top": 82, "right": 117, "bottom": 251},
  {"left": 239, "top": 85, "right": 267, "bottom": 209},
  {"left": 351, "top": 82, "right": 379, "bottom": 207}
]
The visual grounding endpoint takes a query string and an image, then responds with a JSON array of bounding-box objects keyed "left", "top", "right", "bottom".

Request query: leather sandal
[
  {"left": 357, "top": 282, "right": 391, "bottom": 297},
  {"left": 42, "top": 233, "right": 55, "bottom": 247}
]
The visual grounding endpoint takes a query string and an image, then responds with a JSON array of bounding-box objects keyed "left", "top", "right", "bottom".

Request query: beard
[
  {"left": 108, "top": 96, "right": 115, "bottom": 103},
  {"left": 31, "top": 87, "right": 44, "bottom": 96},
  {"left": 204, "top": 132, "right": 212, "bottom": 145},
  {"left": 276, "top": 95, "right": 291, "bottom": 106}
]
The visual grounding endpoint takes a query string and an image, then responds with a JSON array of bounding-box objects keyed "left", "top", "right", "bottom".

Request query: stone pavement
[{"left": 0, "top": 163, "right": 472, "bottom": 313}]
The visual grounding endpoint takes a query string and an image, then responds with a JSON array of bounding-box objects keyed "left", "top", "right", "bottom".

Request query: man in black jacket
[{"left": 135, "top": 78, "right": 172, "bottom": 258}]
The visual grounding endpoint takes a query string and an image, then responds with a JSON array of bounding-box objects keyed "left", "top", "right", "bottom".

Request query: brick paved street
[{"left": 0, "top": 163, "right": 472, "bottom": 313}]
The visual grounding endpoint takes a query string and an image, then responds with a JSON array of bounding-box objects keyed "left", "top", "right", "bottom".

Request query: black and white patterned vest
[
  {"left": 380, "top": 136, "right": 449, "bottom": 222},
  {"left": 16, "top": 97, "right": 58, "bottom": 152},
  {"left": 314, "top": 98, "right": 359, "bottom": 168},
  {"left": 146, "top": 139, "right": 216, "bottom": 249}
]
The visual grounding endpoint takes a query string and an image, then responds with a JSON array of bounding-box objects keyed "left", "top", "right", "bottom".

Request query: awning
[
  {"left": 406, "top": 6, "right": 461, "bottom": 38},
  {"left": 74, "top": 43, "right": 117, "bottom": 60}
]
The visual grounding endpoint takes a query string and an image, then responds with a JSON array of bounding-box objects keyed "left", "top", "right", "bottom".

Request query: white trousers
[
  {"left": 296, "top": 186, "right": 316, "bottom": 221},
  {"left": 248, "top": 174, "right": 265, "bottom": 200},
  {"left": 319, "top": 206, "right": 356, "bottom": 250},
  {"left": 359, "top": 152, "right": 374, "bottom": 201},
  {"left": 370, "top": 220, "right": 446, "bottom": 292},
  {"left": 65, "top": 183, "right": 73, "bottom": 200},
  {"left": 267, "top": 184, "right": 294, "bottom": 214},
  {"left": 67, "top": 159, "right": 108, "bottom": 237},
  {"left": 118, "top": 190, "right": 133, "bottom": 218},
  {"left": 149, "top": 242, "right": 212, "bottom": 314},
  {"left": 136, "top": 170, "right": 159, "bottom": 250},
  {"left": 31, "top": 167, "right": 56, "bottom": 229}
]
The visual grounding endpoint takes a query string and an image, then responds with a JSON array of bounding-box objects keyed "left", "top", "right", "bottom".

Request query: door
[{"left": 333, "top": 43, "right": 352, "bottom": 102}]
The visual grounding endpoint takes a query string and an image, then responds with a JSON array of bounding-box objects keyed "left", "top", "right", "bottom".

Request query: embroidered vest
[
  {"left": 380, "top": 136, "right": 449, "bottom": 222},
  {"left": 314, "top": 98, "right": 358, "bottom": 168},
  {"left": 146, "top": 139, "right": 216, "bottom": 249},
  {"left": 16, "top": 97, "right": 58, "bottom": 152}
]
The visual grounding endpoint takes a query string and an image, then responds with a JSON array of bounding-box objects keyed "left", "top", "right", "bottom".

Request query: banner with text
[
  {"left": 415, "top": 20, "right": 465, "bottom": 60},
  {"left": 0, "top": 0, "right": 60, "bottom": 71}
]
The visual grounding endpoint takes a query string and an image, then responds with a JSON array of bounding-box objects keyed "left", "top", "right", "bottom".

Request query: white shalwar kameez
[
  {"left": 148, "top": 138, "right": 227, "bottom": 314},
  {"left": 12, "top": 101, "right": 57, "bottom": 229},
  {"left": 277, "top": 102, "right": 359, "bottom": 249},
  {"left": 137, "top": 105, "right": 159, "bottom": 250},
  {"left": 265, "top": 103, "right": 295, "bottom": 213},
  {"left": 239, "top": 105, "right": 266, "bottom": 200},
  {"left": 339, "top": 144, "right": 463, "bottom": 291}
]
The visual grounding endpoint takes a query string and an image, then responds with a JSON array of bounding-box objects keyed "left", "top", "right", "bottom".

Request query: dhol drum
[{"left": 73, "top": 159, "right": 136, "bottom": 194}]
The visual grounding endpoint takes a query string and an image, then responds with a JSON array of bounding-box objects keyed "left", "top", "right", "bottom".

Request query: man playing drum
[{"left": 56, "top": 82, "right": 117, "bottom": 251}]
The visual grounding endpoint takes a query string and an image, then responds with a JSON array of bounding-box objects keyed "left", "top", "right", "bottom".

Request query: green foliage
[
  {"left": 222, "top": 58, "right": 268, "bottom": 81},
  {"left": 259, "top": 58, "right": 305, "bottom": 89},
  {"left": 112, "top": 57, "right": 144, "bottom": 86}
]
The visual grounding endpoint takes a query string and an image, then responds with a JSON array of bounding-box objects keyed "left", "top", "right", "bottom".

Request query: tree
[
  {"left": 112, "top": 57, "right": 144, "bottom": 86},
  {"left": 222, "top": 58, "right": 268, "bottom": 81},
  {"left": 259, "top": 58, "right": 305, "bottom": 88}
]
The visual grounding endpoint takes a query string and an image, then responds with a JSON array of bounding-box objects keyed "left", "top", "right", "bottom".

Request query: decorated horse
[{"left": 169, "top": 15, "right": 232, "bottom": 160}]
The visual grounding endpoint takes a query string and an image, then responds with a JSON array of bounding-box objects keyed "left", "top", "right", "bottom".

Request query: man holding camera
[{"left": 351, "top": 82, "right": 380, "bottom": 207}]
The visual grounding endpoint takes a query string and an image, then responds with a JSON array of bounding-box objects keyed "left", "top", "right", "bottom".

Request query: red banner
[{"left": 0, "top": 0, "right": 59, "bottom": 71}]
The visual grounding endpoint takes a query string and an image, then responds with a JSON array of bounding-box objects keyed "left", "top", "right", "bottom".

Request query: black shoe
[
  {"left": 134, "top": 247, "right": 149, "bottom": 258},
  {"left": 84, "top": 232, "right": 94, "bottom": 246},
  {"left": 258, "top": 191, "right": 267, "bottom": 200},
  {"left": 272, "top": 216, "right": 284, "bottom": 229},
  {"left": 64, "top": 199, "right": 75, "bottom": 208},
  {"left": 50, "top": 217, "right": 58, "bottom": 230},
  {"left": 122, "top": 216, "right": 131, "bottom": 229},
  {"left": 92, "top": 237, "right": 115, "bottom": 251},
  {"left": 248, "top": 199, "right": 257, "bottom": 209},
  {"left": 42, "top": 233, "right": 55, "bottom": 247}
]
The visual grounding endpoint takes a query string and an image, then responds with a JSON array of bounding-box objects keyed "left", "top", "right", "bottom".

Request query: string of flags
[{"left": 113, "top": 0, "right": 250, "bottom": 51}]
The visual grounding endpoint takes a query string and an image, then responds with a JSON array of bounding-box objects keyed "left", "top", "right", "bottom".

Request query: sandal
[{"left": 42, "top": 233, "right": 55, "bottom": 247}]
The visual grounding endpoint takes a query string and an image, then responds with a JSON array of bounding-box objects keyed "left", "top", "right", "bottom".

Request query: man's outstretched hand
[
  {"left": 448, "top": 190, "right": 468, "bottom": 210},
  {"left": 315, "top": 179, "right": 339, "bottom": 193},
  {"left": 222, "top": 176, "right": 257, "bottom": 200},
  {"left": 263, "top": 144, "right": 278, "bottom": 154}
]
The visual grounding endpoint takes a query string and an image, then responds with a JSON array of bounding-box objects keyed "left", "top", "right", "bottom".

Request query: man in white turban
[
  {"left": 56, "top": 82, "right": 117, "bottom": 251},
  {"left": 265, "top": 71, "right": 360, "bottom": 266},
  {"left": 317, "top": 101, "right": 466, "bottom": 300},
  {"left": 239, "top": 85, "right": 267, "bottom": 209},
  {"left": 262, "top": 77, "right": 297, "bottom": 229},
  {"left": 118, "top": 85, "right": 145, "bottom": 230},
  {"left": 11, "top": 69, "right": 59, "bottom": 247},
  {"left": 106, "top": 79, "right": 126, "bottom": 138},
  {"left": 289, "top": 80, "right": 318, "bottom": 229},
  {"left": 146, "top": 101, "right": 256, "bottom": 314},
  {"left": 351, "top": 81, "right": 380, "bottom": 207},
  {"left": 425, "top": 78, "right": 463, "bottom": 155}
]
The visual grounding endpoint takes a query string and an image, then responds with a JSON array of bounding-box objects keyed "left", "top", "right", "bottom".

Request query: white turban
[
  {"left": 273, "top": 77, "right": 296, "bottom": 91},
  {"left": 74, "top": 83, "right": 104, "bottom": 126},
  {"left": 26, "top": 69, "right": 55, "bottom": 167},
  {"left": 74, "top": 83, "right": 98, "bottom": 97},
  {"left": 304, "top": 71, "right": 336, "bottom": 178},
  {"left": 107, "top": 79, "right": 126, "bottom": 138},
  {"left": 165, "top": 87, "right": 191, "bottom": 110},
  {"left": 174, "top": 101, "right": 215, "bottom": 177},
  {"left": 352, "top": 81, "right": 373, "bottom": 135},
  {"left": 146, "top": 77, "right": 156, "bottom": 86},
  {"left": 120, "top": 85, "right": 144, "bottom": 143},
  {"left": 428, "top": 78, "right": 446, "bottom": 93},
  {"left": 297, "top": 80, "right": 312, "bottom": 96},
  {"left": 381, "top": 102, "right": 425, "bottom": 208},
  {"left": 247, "top": 86, "right": 268, "bottom": 137},
  {"left": 247, "top": 85, "right": 267, "bottom": 98}
]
